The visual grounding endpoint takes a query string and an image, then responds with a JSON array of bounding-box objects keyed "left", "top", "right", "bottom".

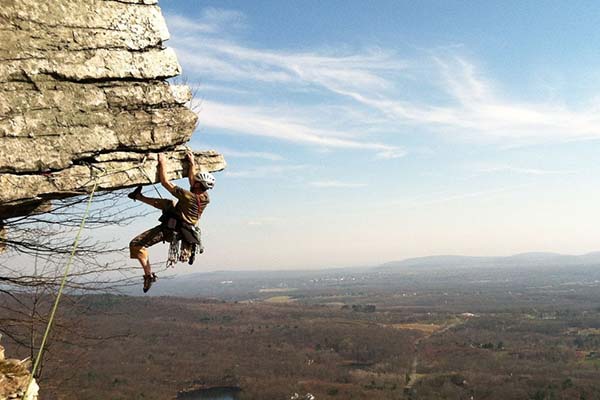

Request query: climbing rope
[
  {"left": 138, "top": 155, "right": 163, "bottom": 199},
  {"left": 25, "top": 180, "right": 98, "bottom": 398}
]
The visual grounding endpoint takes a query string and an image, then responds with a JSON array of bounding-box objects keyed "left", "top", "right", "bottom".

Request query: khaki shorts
[{"left": 129, "top": 199, "right": 175, "bottom": 259}]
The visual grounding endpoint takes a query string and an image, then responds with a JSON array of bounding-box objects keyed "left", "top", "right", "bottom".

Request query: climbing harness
[{"left": 160, "top": 211, "right": 203, "bottom": 268}]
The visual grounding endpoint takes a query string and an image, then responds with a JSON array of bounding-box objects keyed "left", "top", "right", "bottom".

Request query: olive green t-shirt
[{"left": 172, "top": 186, "right": 210, "bottom": 225}]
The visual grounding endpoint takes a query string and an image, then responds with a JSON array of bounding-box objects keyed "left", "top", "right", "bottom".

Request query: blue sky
[{"left": 122, "top": 1, "right": 600, "bottom": 270}]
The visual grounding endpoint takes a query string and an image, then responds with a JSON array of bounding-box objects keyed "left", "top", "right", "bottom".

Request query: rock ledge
[{"left": 0, "top": 0, "right": 226, "bottom": 220}]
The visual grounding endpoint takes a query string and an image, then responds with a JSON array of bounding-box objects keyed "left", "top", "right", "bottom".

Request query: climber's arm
[
  {"left": 186, "top": 151, "right": 196, "bottom": 187},
  {"left": 157, "top": 153, "right": 176, "bottom": 194}
]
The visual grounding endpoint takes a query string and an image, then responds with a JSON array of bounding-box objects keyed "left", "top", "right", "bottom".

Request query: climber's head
[{"left": 193, "top": 171, "right": 215, "bottom": 192}]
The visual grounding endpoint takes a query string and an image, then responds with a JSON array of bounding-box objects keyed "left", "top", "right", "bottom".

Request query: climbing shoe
[
  {"left": 128, "top": 185, "right": 143, "bottom": 201},
  {"left": 143, "top": 273, "right": 157, "bottom": 293}
]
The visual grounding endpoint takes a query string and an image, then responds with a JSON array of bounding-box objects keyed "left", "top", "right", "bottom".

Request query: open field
[
  {"left": 388, "top": 323, "right": 444, "bottom": 334},
  {"left": 2, "top": 263, "right": 600, "bottom": 399},
  {"left": 263, "top": 295, "right": 295, "bottom": 303}
]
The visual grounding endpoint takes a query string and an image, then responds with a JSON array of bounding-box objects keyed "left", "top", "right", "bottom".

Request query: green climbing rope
[{"left": 25, "top": 181, "right": 98, "bottom": 397}]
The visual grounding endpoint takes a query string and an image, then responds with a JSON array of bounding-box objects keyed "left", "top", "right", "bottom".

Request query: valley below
[{"left": 3, "top": 257, "right": 600, "bottom": 399}]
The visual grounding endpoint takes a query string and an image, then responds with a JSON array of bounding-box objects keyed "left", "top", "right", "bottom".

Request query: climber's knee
[
  {"left": 130, "top": 225, "right": 163, "bottom": 259},
  {"left": 130, "top": 244, "right": 147, "bottom": 260},
  {"left": 152, "top": 199, "right": 174, "bottom": 210}
]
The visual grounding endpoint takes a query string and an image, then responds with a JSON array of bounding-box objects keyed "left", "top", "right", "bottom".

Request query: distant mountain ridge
[
  {"left": 379, "top": 252, "right": 600, "bottom": 270},
  {"left": 126, "top": 251, "right": 600, "bottom": 297}
]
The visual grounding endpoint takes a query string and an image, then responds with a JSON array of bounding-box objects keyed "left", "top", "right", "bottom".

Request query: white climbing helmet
[{"left": 195, "top": 171, "right": 215, "bottom": 189}]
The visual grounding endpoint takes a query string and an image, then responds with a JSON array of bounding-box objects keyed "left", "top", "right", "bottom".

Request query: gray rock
[{"left": 0, "top": 0, "right": 226, "bottom": 220}]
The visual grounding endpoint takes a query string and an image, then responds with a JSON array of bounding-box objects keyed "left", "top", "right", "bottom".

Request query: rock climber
[{"left": 128, "top": 151, "right": 214, "bottom": 293}]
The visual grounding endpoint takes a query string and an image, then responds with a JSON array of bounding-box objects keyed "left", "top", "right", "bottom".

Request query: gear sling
[{"left": 159, "top": 193, "right": 204, "bottom": 267}]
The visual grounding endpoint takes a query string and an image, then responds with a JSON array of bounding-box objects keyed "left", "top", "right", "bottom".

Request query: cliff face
[
  {"left": 0, "top": 343, "right": 38, "bottom": 400},
  {"left": 0, "top": 0, "right": 226, "bottom": 220}
]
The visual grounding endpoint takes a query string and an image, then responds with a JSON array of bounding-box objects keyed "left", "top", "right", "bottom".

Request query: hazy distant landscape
[
  {"left": 142, "top": 253, "right": 600, "bottom": 306},
  {"left": 3, "top": 253, "right": 600, "bottom": 399}
]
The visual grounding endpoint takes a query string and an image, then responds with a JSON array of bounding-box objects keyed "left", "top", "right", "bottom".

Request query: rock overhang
[{"left": 0, "top": 0, "right": 226, "bottom": 221}]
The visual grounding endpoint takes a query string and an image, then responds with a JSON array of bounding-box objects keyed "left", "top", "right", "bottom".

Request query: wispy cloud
[
  {"left": 189, "top": 83, "right": 252, "bottom": 96},
  {"left": 309, "top": 180, "right": 368, "bottom": 188},
  {"left": 167, "top": 11, "right": 600, "bottom": 153},
  {"left": 166, "top": 12, "right": 409, "bottom": 157},
  {"left": 164, "top": 14, "right": 216, "bottom": 34},
  {"left": 165, "top": 8, "right": 245, "bottom": 34},
  {"left": 224, "top": 164, "right": 307, "bottom": 178},
  {"left": 175, "top": 37, "right": 404, "bottom": 88},
  {"left": 418, "top": 185, "right": 528, "bottom": 206},
  {"left": 378, "top": 184, "right": 529, "bottom": 209},
  {"left": 196, "top": 100, "right": 404, "bottom": 158},
  {"left": 477, "top": 165, "right": 577, "bottom": 176},
  {"left": 214, "top": 146, "right": 285, "bottom": 161}
]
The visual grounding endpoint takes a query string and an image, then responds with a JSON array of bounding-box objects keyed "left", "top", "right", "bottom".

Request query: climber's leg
[
  {"left": 138, "top": 196, "right": 173, "bottom": 211},
  {"left": 130, "top": 225, "right": 165, "bottom": 265},
  {"left": 130, "top": 225, "right": 166, "bottom": 292},
  {"left": 128, "top": 186, "right": 174, "bottom": 210},
  {"left": 133, "top": 246, "right": 151, "bottom": 275}
]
